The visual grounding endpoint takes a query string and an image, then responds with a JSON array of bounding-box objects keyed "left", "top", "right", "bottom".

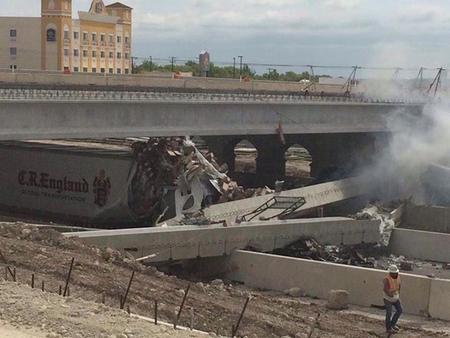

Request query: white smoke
[
  {"left": 363, "top": 99, "right": 450, "bottom": 203},
  {"left": 356, "top": 42, "right": 450, "bottom": 203}
]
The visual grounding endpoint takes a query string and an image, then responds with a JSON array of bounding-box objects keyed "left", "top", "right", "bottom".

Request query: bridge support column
[
  {"left": 203, "top": 136, "right": 237, "bottom": 172},
  {"left": 308, "top": 133, "right": 381, "bottom": 180},
  {"left": 255, "top": 136, "right": 286, "bottom": 187}
]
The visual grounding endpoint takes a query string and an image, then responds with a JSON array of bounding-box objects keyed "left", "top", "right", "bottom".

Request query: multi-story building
[{"left": 0, "top": 0, "right": 132, "bottom": 74}]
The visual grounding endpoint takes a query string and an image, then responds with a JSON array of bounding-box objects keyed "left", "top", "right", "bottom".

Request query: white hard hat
[{"left": 388, "top": 265, "right": 399, "bottom": 274}]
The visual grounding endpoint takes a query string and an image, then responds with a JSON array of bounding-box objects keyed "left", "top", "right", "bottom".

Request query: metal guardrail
[{"left": 0, "top": 88, "right": 426, "bottom": 105}]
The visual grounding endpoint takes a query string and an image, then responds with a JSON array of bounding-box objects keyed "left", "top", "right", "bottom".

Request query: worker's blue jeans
[{"left": 384, "top": 299, "right": 402, "bottom": 330}]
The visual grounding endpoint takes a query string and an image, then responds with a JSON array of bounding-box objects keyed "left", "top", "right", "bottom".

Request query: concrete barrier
[
  {"left": 0, "top": 70, "right": 345, "bottom": 94},
  {"left": 389, "top": 228, "right": 450, "bottom": 263},
  {"left": 403, "top": 204, "right": 450, "bottom": 234},
  {"left": 66, "top": 218, "right": 380, "bottom": 263},
  {"left": 429, "top": 279, "right": 450, "bottom": 320},
  {"left": 226, "top": 250, "right": 450, "bottom": 320}
]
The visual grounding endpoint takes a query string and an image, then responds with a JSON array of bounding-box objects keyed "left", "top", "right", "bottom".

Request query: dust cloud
[{"left": 364, "top": 96, "right": 450, "bottom": 204}]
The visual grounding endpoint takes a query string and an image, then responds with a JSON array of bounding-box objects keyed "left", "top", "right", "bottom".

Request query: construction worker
[{"left": 383, "top": 265, "right": 403, "bottom": 334}]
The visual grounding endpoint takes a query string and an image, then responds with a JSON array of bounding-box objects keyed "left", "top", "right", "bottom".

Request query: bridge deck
[{"left": 0, "top": 88, "right": 424, "bottom": 140}]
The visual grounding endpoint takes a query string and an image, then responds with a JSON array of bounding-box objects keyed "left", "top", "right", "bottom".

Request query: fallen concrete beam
[
  {"left": 204, "top": 176, "right": 368, "bottom": 223},
  {"left": 65, "top": 218, "right": 379, "bottom": 263},
  {"left": 226, "top": 250, "right": 450, "bottom": 320},
  {"left": 389, "top": 228, "right": 450, "bottom": 263}
]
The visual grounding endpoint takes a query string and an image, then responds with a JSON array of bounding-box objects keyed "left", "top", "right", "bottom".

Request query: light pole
[
  {"left": 170, "top": 56, "right": 176, "bottom": 72},
  {"left": 238, "top": 55, "right": 243, "bottom": 78},
  {"left": 233, "top": 57, "right": 236, "bottom": 79}
]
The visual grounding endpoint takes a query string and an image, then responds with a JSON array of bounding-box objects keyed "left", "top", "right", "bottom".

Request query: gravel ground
[{"left": 0, "top": 281, "right": 207, "bottom": 338}]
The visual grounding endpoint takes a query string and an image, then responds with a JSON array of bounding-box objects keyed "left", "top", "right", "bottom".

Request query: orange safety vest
[{"left": 386, "top": 275, "right": 401, "bottom": 292}]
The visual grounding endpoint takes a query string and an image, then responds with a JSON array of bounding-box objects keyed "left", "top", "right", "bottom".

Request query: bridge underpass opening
[
  {"left": 284, "top": 144, "right": 314, "bottom": 189},
  {"left": 231, "top": 139, "right": 258, "bottom": 187}
]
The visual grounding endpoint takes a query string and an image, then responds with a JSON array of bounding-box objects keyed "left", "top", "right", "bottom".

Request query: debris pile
[
  {"left": 270, "top": 236, "right": 450, "bottom": 277},
  {"left": 130, "top": 138, "right": 184, "bottom": 218},
  {"left": 272, "top": 237, "right": 380, "bottom": 268},
  {"left": 128, "top": 137, "right": 273, "bottom": 223}
]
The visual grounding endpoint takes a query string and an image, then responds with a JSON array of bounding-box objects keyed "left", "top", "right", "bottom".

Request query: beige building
[{"left": 0, "top": 0, "right": 132, "bottom": 74}]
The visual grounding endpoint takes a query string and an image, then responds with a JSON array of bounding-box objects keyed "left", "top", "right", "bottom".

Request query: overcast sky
[{"left": 2, "top": 0, "right": 450, "bottom": 76}]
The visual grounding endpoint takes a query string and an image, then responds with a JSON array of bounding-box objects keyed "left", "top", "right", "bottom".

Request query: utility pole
[
  {"left": 238, "top": 55, "right": 243, "bottom": 78},
  {"left": 149, "top": 56, "right": 153, "bottom": 72},
  {"left": 170, "top": 56, "right": 176, "bottom": 72},
  {"left": 233, "top": 57, "right": 236, "bottom": 79},
  {"left": 415, "top": 67, "right": 424, "bottom": 89},
  {"left": 427, "top": 67, "right": 444, "bottom": 97}
]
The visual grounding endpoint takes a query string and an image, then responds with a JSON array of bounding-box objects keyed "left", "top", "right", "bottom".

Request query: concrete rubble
[
  {"left": 271, "top": 237, "right": 380, "bottom": 268},
  {"left": 353, "top": 203, "right": 402, "bottom": 246},
  {"left": 267, "top": 233, "right": 450, "bottom": 278},
  {"left": 128, "top": 137, "right": 273, "bottom": 224}
]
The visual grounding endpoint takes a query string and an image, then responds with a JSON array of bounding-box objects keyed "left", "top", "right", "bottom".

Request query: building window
[
  {"left": 64, "top": 49, "right": 69, "bottom": 56},
  {"left": 125, "top": 36, "right": 129, "bottom": 44},
  {"left": 83, "top": 67, "right": 88, "bottom": 72},
  {"left": 83, "top": 50, "right": 88, "bottom": 57},
  {"left": 125, "top": 68, "right": 129, "bottom": 74},
  {"left": 46, "top": 28, "right": 56, "bottom": 42},
  {"left": 64, "top": 30, "right": 69, "bottom": 40},
  {"left": 117, "top": 36, "right": 121, "bottom": 43},
  {"left": 10, "top": 29, "right": 16, "bottom": 38},
  {"left": 117, "top": 68, "right": 121, "bottom": 74},
  {"left": 73, "top": 32, "right": 79, "bottom": 40},
  {"left": 109, "top": 35, "right": 113, "bottom": 43},
  {"left": 83, "top": 32, "right": 88, "bottom": 41},
  {"left": 125, "top": 53, "right": 129, "bottom": 60},
  {"left": 92, "top": 51, "right": 97, "bottom": 57},
  {"left": 73, "top": 67, "right": 79, "bottom": 72},
  {"left": 10, "top": 47, "right": 17, "bottom": 56},
  {"left": 100, "top": 51, "right": 105, "bottom": 58},
  {"left": 73, "top": 49, "right": 79, "bottom": 57},
  {"left": 109, "top": 68, "right": 113, "bottom": 74},
  {"left": 109, "top": 52, "right": 113, "bottom": 58},
  {"left": 92, "top": 68, "right": 97, "bottom": 73},
  {"left": 9, "top": 65, "right": 17, "bottom": 71},
  {"left": 92, "top": 33, "right": 97, "bottom": 41},
  {"left": 101, "top": 68, "right": 105, "bottom": 73},
  {"left": 117, "top": 52, "right": 121, "bottom": 59},
  {"left": 100, "top": 34, "right": 105, "bottom": 42}
]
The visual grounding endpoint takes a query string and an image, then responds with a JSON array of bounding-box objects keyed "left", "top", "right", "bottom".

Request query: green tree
[{"left": 134, "top": 60, "right": 330, "bottom": 82}]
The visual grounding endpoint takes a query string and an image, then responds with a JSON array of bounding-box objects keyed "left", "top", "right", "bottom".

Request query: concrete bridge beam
[{"left": 0, "top": 91, "right": 424, "bottom": 140}]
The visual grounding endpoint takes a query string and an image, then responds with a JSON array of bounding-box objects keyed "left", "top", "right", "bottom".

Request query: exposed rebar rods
[
  {"left": 63, "top": 257, "right": 75, "bottom": 297},
  {"left": 174, "top": 284, "right": 191, "bottom": 329}
]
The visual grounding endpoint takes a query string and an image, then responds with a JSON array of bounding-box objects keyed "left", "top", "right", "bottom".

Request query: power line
[{"left": 131, "top": 54, "right": 443, "bottom": 73}]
